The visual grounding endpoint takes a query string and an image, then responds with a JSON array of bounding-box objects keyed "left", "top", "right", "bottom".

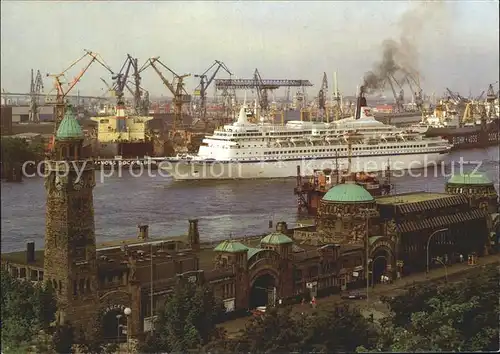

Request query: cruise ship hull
[{"left": 159, "top": 151, "right": 448, "bottom": 180}]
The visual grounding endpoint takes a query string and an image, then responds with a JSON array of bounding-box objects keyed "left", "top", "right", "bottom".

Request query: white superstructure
[{"left": 159, "top": 104, "right": 452, "bottom": 180}]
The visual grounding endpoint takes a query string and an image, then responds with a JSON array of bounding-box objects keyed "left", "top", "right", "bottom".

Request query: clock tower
[{"left": 44, "top": 106, "right": 98, "bottom": 335}]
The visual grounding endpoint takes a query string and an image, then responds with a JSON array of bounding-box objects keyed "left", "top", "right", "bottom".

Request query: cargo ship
[
  {"left": 294, "top": 165, "right": 392, "bottom": 215},
  {"left": 425, "top": 120, "right": 499, "bottom": 150},
  {"left": 90, "top": 104, "right": 155, "bottom": 158}
]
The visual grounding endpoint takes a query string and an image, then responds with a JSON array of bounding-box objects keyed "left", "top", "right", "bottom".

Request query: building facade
[
  {"left": 1, "top": 109, "right": 496, "bottom": 341},
  {"left": 1, "top": 108, "right": 365, "bottom": 342}
]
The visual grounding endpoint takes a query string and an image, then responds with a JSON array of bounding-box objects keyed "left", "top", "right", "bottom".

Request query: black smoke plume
[{"left": 362, "top": 1, "right": 447, "bottom": 93}]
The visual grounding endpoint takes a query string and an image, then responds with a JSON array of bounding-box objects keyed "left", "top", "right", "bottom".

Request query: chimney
[
  {"left": 355, "top": 86, "right": 367, "bottom": 120},
  {"left": 26, "top": 242, "right": 35, "bottom": 263},
  {"left": 188, "top": 219, "right": 200, "bottom": 251},
  {"left": 276, "top": 221, "right": 288, "bottom": 234},
  {"left": 138, "top": 224, "right": 149, "bottom": 240}
]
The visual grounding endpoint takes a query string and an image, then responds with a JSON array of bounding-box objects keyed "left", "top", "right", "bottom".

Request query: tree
[
  {"left": 205, "top": 304, "right": 378, "bottom": 353},
  {"left": 1, "top": 137, "right": 45, "bottom": 181},
  {"left": 137, "top": 281, "right": 225, "bottom": 353},
  {"left": 51, "top": 323, "right": 74, "bottom": 353},
  {"left": 0, "top": 269, "right": 57, "bottom": 353},
  {"left": 374, "top": 264, "right": 500, "bottom": 352},
  {"left": 76, "top": 326, "right": 118, "bottom": 354}
]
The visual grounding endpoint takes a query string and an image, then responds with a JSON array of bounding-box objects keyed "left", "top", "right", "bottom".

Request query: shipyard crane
[
  {"left": 318, "top": 72, "right": 328, "bottom": 113},
  {"left": 139, "top": 57, "right": 191, "bottom": 132},
  {"left": 100, "top": 77, "right": 115, "bottom": 97},
  {"left": 331, "top": 72, "right": 343, "bottom": 120},
  {"left": 485, "top": 81, "right": 499, "bottom": 118},
  {"left": 194, "top": 60, "right": 232, "bottom": 120},
  {"left": 29, "top": 69, "right": 44, "bottom": 122},
  {"left": 216, "top": 72, "right": 313, "bottom": 115},
  {"left": 385, "top": 75, "right": 403, "bottom": 113},
  {"left": 46, "top": 49, "right": 113, "bottom": 136},
  {"left": 253, "top": 69, "right": 269, "bottom": 113},
  {"left": 122, "top": 79, "right": 150, "bottom": 115},
  {"left": 110, "top": 54, "right": 136, "bottom": 106}
]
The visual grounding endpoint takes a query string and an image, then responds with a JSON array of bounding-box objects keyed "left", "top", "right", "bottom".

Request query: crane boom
[
  {"left": 142, "top": 57, "right": 191, "bottom": 132},
  {"left": 46, "top": 49, "right": 113, "bottom": 153},
  {"left": 194, "top": 60, "right": 232, "bottom": 120}
]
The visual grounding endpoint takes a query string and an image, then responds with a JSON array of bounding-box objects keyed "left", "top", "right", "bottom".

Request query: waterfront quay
[
  {"left": 1, "top": 111, "right": 498, "bottom": 342},
  {"left": 2, "top": 157, "right": 498, "bottom": 343}
]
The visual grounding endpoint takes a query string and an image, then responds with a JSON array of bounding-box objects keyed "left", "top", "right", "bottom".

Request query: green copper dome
[
  {"left": 261, "top": 232, "right": 293, "bottom": 245},
  {"left": 448, "top": 173, "right": 492, "bottom": 185},
  {"left": 323, "top": 183, "right": 374, "bottom": 203},
  {"left": 56, "top": 107, "right": 83, "bottom": 140},
  {"left": 214, "top": 240, "right": 248, "bottom": 253}
]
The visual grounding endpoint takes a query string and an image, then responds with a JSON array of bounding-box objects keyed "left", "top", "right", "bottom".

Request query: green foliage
[
  {"left": 1, "top": 269, "right": 57, "bottom": 352},
  {"left": 206, "top": 304, "right": 378, "bottom": 353},
  {"left": 377, "top": 264, "right": 500, "bottom": 352},
  {"left": 76, "top": 326, "right": 118, "bottom": 354},
  {"left": 0, "top": 137, "right": 43, "bottom": 165},
  {"left": 51, "top": 323, "right": 74, "bottom": 353},
  {"left": 137, "top": 281, "right": 225, "bottom": 353}
]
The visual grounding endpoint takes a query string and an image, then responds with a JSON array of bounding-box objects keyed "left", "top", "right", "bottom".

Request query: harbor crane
[
  {"left": 102, "top": 54, "right": 149, "bottom": 115},
  {"left": 100, "top": 77, "right": 115, "bottom": 97},
  {"left": 140, "top": 57, "right": 191, "bottom": 133},
  {"left": 46, "top": 49, "right": 113, "bottom": 151},
  {"left": 253, "top": 69, "right": 269, "bottom": 112},
  {"left": 194, "top": 60, "right": 232, "bottom": 120},
  {"left": 29, "top": 69, "right": 44, "bottom": 122},
  {"left": 318, "top": 72, "right": 328, "bottom": 113},
  {"left": 215, "top": 72, "right": 313, "bottom": 113},
  {"left": 385, "top": 75, "right": 404, "bottom": 113}
]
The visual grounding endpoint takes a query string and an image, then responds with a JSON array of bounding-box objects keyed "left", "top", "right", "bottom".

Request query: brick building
[
  {"left": 1, "top": 108, "right": 365, "bottom": 342},
  {"left": 294, "top": 180, "right": 493, "bottom": 283}
]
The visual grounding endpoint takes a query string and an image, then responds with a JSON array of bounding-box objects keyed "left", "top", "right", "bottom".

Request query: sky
[{"left": 1, "top": 0, "right": 498, "bottom": 100}]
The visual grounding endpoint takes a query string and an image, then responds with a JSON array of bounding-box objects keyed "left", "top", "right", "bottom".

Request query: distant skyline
[{"left": 1, "top": 1, "right": 498, "bottom": 99}]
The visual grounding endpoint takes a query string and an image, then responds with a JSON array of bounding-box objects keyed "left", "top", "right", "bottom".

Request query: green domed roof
[
  {"left": 214, "top": 240, "right": 248, "bottom": 253},
  {"left": 56, "top": 108, "right": 83, "bottom": 140},
  {"left": 261, "top": 232, "right": 293, "bottom": 245},
  {"left": 323, "top": 183, "right": 374, "bottom": 203},
  {"left": 448, "top": 173, "right": 492, "bottom": 185}
]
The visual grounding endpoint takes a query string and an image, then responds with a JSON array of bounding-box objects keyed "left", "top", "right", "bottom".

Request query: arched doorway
[
  {"left": 100, "top": 307, "right": 127, "bottom": 342},
  {"left": 249, "top": 273, "right": 277, "bottom": 309},
  {"left": 371, "top": 249, "right": 390, "bottom": 286}
]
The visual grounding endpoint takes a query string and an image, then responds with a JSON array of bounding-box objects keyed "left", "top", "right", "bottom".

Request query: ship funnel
[
  {"left": 236, "top": 103, "right": 248, "bottom": 125},
  {"left": 355, "top": 86, "right": 367, "bottom": 120}
]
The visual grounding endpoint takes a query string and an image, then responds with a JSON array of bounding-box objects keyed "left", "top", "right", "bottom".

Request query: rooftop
[
  {"left": 214, "top": 240, "right": 248, "bottom": 253},
  {"left": 261, "top": 232, "right": 293, "bottom": 245},
  {"left": 323, "top": 183, "right": 375, "bottom": 203},
  {"left": 56, "top": 108, "right": 83, "bottom": 140},
  {"left": 376, "top": 192, "right": 450, "bottom": 205},
  {"left": 447, "top": 173, "right": 493, "bottom": 185}
]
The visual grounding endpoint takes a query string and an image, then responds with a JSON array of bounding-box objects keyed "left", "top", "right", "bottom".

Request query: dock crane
[
  {"left": 46, "top": 49, "right": 113, "bottom": 152},
  {"left": 194, "top": 60, "right": 232, "bottom": 120},
  {"left": 385, "top": 75, "right": 403, "bottom": 113},
  {"left": 318, "top": 72, "right": 328, "bottom": 119},
  {"left": 29, "top": 69, "right": 44, "bottom": 122},
  {"left": 254, "top": 69, "right": 269, "bottom": 114},
  {"left": 140, "top": 57, "right": 191, "bottom": 133},
  {"left": 100, "top": 77, "right": 115, "bottom": 97}
]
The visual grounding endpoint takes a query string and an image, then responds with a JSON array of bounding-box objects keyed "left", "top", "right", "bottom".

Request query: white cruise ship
[{"left": 159, "top": 100, "right": 452, "bottom": 180}]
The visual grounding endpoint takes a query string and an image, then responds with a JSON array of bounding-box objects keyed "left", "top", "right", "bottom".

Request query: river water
[{"left": 1, "top": 147, "right": 498, "bottom": 252}]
